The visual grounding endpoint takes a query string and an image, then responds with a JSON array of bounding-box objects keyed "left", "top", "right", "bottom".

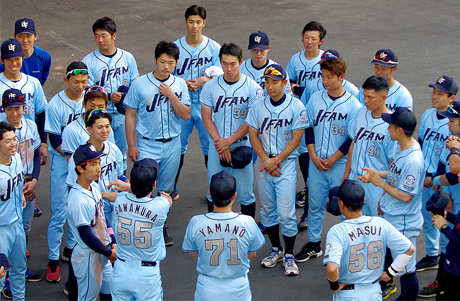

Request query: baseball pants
[
  {"left": 195, "top": 274, "right": 251, "bottom": 301},
  {"left": 180, "top": 102, "right": 210, "bottom": 156}
]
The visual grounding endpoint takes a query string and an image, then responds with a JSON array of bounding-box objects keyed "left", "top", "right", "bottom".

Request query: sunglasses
[
  {"left": 4, "top": 94, "right": 24, "bottom": 103},
  {"left": 86, "top": 85, "right": 108, "bottom": 96},
  {"left": 447, "top": 104, "right": 459, "bottom": 116},
  {"left": 66, "top": 69, "right": 88, "bottom": 76},
  {"left": 374, "top": 54, "right": 398, "bottom": 65},
  {"left": 264, "top": 68, "right": 284, "bottom": 78},
  {"left": 321, "top": 52, "right": 337, "bottom": 59},
  {"left": 86, "top": 108, "right": 108, "bottom": 122}
]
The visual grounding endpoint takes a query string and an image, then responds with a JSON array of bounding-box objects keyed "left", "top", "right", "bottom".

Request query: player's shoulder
[
  {"left": 421, "top": 107, "right": 437, "bottom": 119},
  {"left": 23, "top": 117, "right": 38, "bottom": 130},
  {"left": 171, "top": 74, "right": 187, "bottom": 85},
  {"left": 82, "top": 50, "right": 98, "bottom": 63},
  {"left": 393, "top": 80, "right": 412, "bottom": 94},
  {"left": 32, "top": 46, "right": 51, "bottom": 61},
  {"left": 48, "top": 90, "right": 66, "bottom": 104},
  {"left": 288, "top": 50, "right": 304, "bottom": 63},
  {"left": 24, "top": 73, "right": 41, "bottom": 87}
]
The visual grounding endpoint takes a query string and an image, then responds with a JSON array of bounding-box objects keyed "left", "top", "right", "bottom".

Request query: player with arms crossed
[
  {"left": 125, "top": 41, "right": 190, "bottom": 245},
  {"left": 173, "top": 5, "right": 221, "bottom": 200},
  {"left": 201, "top": 43, "right": 262, "bottom": 216},
  {"left": 295, "top": 57, "right": 361, "bottom": 262},
  {"left": 343, "top": 76, "right": 395, "bottom": 216},
  {"left": 0, "top": 122, "right": 26, "bottom": 300},
  {"left": 359, "top": 107, "right": 423, "bottom": 300},
  {"left": 111, "top": 159, "right": 172, "bottom": 301},
  {"left": 67, "top": 143, "right": 117, "bottom": 301},
  {"left": 358, "top": 49, "right": 413, "bottom": 112},
  {"left": 324, "top": 179, "right": 415, "bottom": 300},
  {"left": 83, "top": 17, "right": 139, "bottom": 172},
  {"left": 182, "top": 171, "right": 265, "bottom": 301},
  {"left": 246, "top": 64, "right": 307, "bottom": 276}
]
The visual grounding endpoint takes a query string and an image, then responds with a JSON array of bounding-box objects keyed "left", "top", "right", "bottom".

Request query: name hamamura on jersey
[{"left": 114, "top": 202, "right": 159, "bottom": 222}]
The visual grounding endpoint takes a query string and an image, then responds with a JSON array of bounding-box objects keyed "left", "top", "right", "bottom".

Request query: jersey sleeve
[
  {"left": 181, "top": 217, "right": 198, "bottom": 252},
  {"left": 247, "top": 80, "right": 263, "bottom": 108},
  {"left": 323, "top": 226, "right": 344, "bottom": 267},
  {"left": 33, "top": 79, "right": 47, "bottom": 114},
  {"left": 305, "top": 96, "right": 315, "bottom": 129},
  {"left": 82, "top": 54, "right": 96, "bottom": 87},
  {"left": 397, "top": 159, "right": 424, "bottom": 196},
  {"left": 400, "top": 88, "right": 413, "bottom": 111},
  {"left": 128, "top": 53, "right": 139, "bottom": 84},
  {"left": 292, "top": 98, "right": 309, "bottom": 131},
  {"left": 200, "top": 78, "right": 213, "bottom": 108},
  {"left": 40, "top": 49, "right": 51, "bottom": 85},
  {"left": 357, "top": 87, "right": 365, "bottom": 106},
  {"left": 114, "top": 145, "right": 124, "bottom": 178},
  {"left": 245, "top": 101, "right": 260, "bottom": 130},
  {"left": 247, "top": 219, "right": 265, "bottom": 252},
  {"left": 124, "top": 79, "right": 140, "bottom": 111},
  {"left": 346, "top": 96, "right": 362, "bottom": 136},
  {"left": 286, "top": 55, "right": 298, "bottom": 82},
  {"left": 178, "top": 79, "right": 191, "bottom": 106},
  {"left": 383, "top": 219, "right": 413, "bottom": 254},
  {"left": 68, "top": 196, "right": 92, "bottom": 228},
  {"left": 284, "top": 73, "right": 293, "bottom": 96},
  {"left": 212, "top": 43, "right": 222, "bottom": 68},
  {"left": 345, "top": 81, "right": 360, "bottom": 99},
  {"left": 418, "top": 110, "right": 429, "bottom": 142},
  {"left": 29, "top": 120, "right": 41, "bottom": 149},
  {"left": 61, "top": 125, "right": 80, "bottom": 154},
  {"left": 44, "top": 100, "right": 62, "bottom": 135}
]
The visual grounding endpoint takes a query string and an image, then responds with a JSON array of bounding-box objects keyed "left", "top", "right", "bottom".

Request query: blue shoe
[{"left": 26, "top": 269, "right": 43, "bottom": 282}]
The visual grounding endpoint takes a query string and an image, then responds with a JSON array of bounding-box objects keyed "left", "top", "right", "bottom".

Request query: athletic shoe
[
  {"left": 63, "top": 282, "right": 69, "bottom": 296},
  {"left": 25, "top": 269, "right": 43, "bottom": 282},
  {"left": 171, "top": 189, "right": 179, "bottom": 201},
  {"left": 295, "top": 189, "right": 307, "bottom": 208},
  {"left": 261, "top": 247, "right": 284, "bottom": 268},
  {"left": 283, "top": 254, "right": 299, "bottom": 276},
  {"left": 2, "top": 279, "right": 11, "bottom": 300},
  {"left": 163, "top": 227, "right": 173, "bottom": 246},
  {"left": 61, "top": 247, "right": 71, "bottom": 262},
  {"left": 418, "top": 281, "right": 438, "bottom": 298},
  {"left": 416, "top": 255, "right": 439, "bottom": 271},
  {"left": 382, "top": 279, "right": 397, "bottom": 300},
  {"left": 33, "top": 204, "right": 42, "bottom": 217},
  {"left": 294, "top": 241, "right": 322, "bottom": 262},
  {"left": 46, "top": 263, "right": 61, "bottom": 283},
  {"left": 297, "top": 215, "right": 308, "bottom": 230}
]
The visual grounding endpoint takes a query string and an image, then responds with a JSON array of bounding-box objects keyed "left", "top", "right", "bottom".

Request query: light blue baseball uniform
[
  {"left": 67, "top": 182, "right": 112, "bottom": 301},
  {"left": 246, "top": 94, "right": 308, "bottom": 237},
  {"left": 324, "top": 215, "right": 413, "bottom": 301},
  {"left": 418, "top": 108, "right": 449, "bottom": 256},
  {"left": 200, "top": 74, "right": 263, "bottom": 206},
  {"left": 124, "top": 73, "right": 190, "bottom": 194},
  {"left": 358, "top": 81, "right": 413, "bottom": 112},
  {"left": 174, "top": 35, "right": 221, "bottom": 155},
  {"left": 0, "top": 72, "right": 46, "bottom": 119},
  {"left": 240, "top": 59, "right": 292, "bottom": 96},
  {"left": 111, "top": 192, "right": 170, "bottom": 301},
  {"left": 301, "top": 79, "right": 359, "bottom": 105},
  {"left": 381, "top": 142, "right": 424, "bottom": 275},
  {"left": 182, "top": 211, "right": 265, "bottom": 301},
  {"left": 0, "top": 153, "right": 26, "bottom": 301},
  {"left": 66, "top": 141, "right": 123, "bottom": 227},
  {"left": 45, "top": 90, "right": 85, "bottom": 260},
  {"left": 306, "top": 90, "right": 362, "bottom": 242},
  {"left": 347, "top": 107, "right": 396, "bottom": 216},
  {"left": 83, "top": 48, "right": 139, "bottom": 171}
]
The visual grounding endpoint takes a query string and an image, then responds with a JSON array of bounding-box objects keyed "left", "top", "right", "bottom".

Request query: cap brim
[
  {"left": 371, "top": 60, "right": 397, "bottom": 67},
  {"left": 428, "top": 83, "right": 449, "bottom": 93},
  {"left": 381, "top": 113, "right": 394, "bottom": 124},
  {"left": 3, "top": 53, "right": 24, "bottom": 60},
  {"left": 248, "top": 44, "right": 269, "bottom": 50},
  {"left": 439, "top": 111, "right": 459, "bottom": 119},
  {"left": 263, "top": 74, "right": 285, "bottom": 81},
  {"left": 2, "top": 102, "right": 25, "bottom": 109},
  {"left": 15, "top": 30, "right": 36, "bottom": 35},
  {"left": 77, "top": 153, "right": 107, "bottom": 166}
]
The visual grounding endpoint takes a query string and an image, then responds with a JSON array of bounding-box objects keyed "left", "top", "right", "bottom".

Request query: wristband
[
  {"left": 447, "top": 147, "right": 460, "bottom": 160},
  {"left": 432, "top": 176, "right": 441, "bottom": 186},
  {"left": 440, "top": 224, "right": 449, "bottom": 233},
  {"left": 390, "top": 253, "right": 412, "bottom": 272},
  {"left": 107, "top": 227, "right": 114, "bottom": 236},
  {"left": 386, "top": 266, "right": 398, "bottom": 278},
  {"left": 119, "top": 175, "right": 128, "bottom": 182},
  {"left": 328, "top": 278, "right": 340, "bottom": 291}
]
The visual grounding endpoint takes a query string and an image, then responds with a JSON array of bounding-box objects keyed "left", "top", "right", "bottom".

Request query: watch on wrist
[{"left": 440, "top": 224, "right": 449, "bottom": 233}]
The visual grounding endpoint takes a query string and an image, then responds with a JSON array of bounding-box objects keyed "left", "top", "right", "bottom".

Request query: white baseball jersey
[
  {"left": 240, "top": 59, "right": 292, "bottom": 96},
  {"left": 358, "top": 81, "right": 413, "bottom": 112},
  {"left": 124, "top": 73, "right": 190, "bottom": 139},
  {"left": 0, "top": 153, "right": 24, "bottom": 226},
  {"left": 286, "top": 50, "right": 324, "bottom": 89}
]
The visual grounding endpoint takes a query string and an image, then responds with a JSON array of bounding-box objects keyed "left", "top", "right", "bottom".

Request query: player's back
[{"left": 182, "top": 212, "right": 264, "bottom": 279}]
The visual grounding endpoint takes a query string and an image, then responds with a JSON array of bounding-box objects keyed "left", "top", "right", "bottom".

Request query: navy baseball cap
[
  {"left": 73, "top": 143, "right": 106, "bottom": 166},
  {"left": 263, "top": 64, "right": 286, "bottom": 81},
  {"left": 130, "top": 158, "right": 160, "bottom": 191},
  {"left": 321, "top": 49, "right": 342, "bottom": 60},
  {"left": 426, "top": 190, "right": 450, "bottom": 216},
  {"left": 381, "top": 107, "right": 417, "bottom": 133},
  {"left": 210, "top": 171, "right": 236, "bottom": 201},
  {"left": 2, "top": 89, "right": 25, "bottom": 109},
  {"left": 220, "top": 146, "right": 253, "bottom": 169},
  {"left": 15, "top": 18, "right": 36, "bottom": 35},
  {"left": 428, "top": 76, "right": 458, "bottom": 95},
  {"left": 371, "top": 49, "right": 398, "bottom": 67},
  {"left": 440, "top": 101, "right": 460, "bottom": 119},
  {"left": 248, "top": 31, "right": 270, "bottom": 50},
  {"left": 1, "top": 39, "right": 23, "bottom": 60},
  {"left": 327, "top": 186, "right": 341, "bottom": 216}
]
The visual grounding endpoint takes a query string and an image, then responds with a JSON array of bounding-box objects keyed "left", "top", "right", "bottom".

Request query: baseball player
[
  {"left": 67, "top": 143, "right": 117, "bottom": 301},
  {"left": 0, "top": 18, "right": 51, "bottom": 86},
  {"left": 324, "top": 179, "right": 415, "bottom": 301},
  {"left": 246, "top": 64, "right": 307, "bottom": 276},
  {"left": 358, "top": 107, "right": 423, "bottom": 300},
  {"left": 343, "top": 76, "right": 396, "bottom": 217},
  {"left": 182, "top": 171, "right": 265, "bottom": 301},
  {"left": 0, "top": 38, "right": 47, "bottom": 167},
  {"left": 125, "top": 40, "right": 191, "bottom": 245},
  {"left": 173, "top": 5, "right": 221, "bottom": 201},
  {"left": 201, "top": 43, "right": 263, "bottom": 216},
  {"left": 0, "top": 121, "right": 26, "bottom": 301},
  {"left": 295, "top": 57, "right": 361, "bottom": 262},
  {"left": 44, "top": 61, "right": 89, "bottom": 282},
  {"left": 357, "top": 49, "right": 413, "bottom": 112},
  {"left": 111, "top": 159, "right": 172, "bottom": 301},
  {"left": 416, "top": 76, "right": 457, "bottom": 272},
  {"left": 83, "top": 16, "right": 139, "bottom": 173}
]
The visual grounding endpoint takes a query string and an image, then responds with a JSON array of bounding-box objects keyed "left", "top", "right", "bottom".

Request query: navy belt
[
  {"left": 118, "top": 257, "right": 157, "bottom": 267},
  {"left": 268, "top": 154, "right": 277, "bottom": 158},
  {"left": 235, "top": 136, "right": 248, "bottom": 143},
  {"left": 342, "top": 279, "right": 378, "bottom": 290},
  {"left": 143, "top": 136, "right": 173, "bottom": 143}
]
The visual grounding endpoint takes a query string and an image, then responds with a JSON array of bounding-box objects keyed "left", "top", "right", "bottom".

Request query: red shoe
[
  {"left": 46, "top": 265, "right": 60, "bottom": 283},
  {"left": 25, "top": 251, "right": 29, "bottom": 258}
]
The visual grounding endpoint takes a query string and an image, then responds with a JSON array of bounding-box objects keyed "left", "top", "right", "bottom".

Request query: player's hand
[
  {"left": 185, "top": 79, "right": 199, "bottom": 91},
  {"left": 378, "top": 272, "right": 392, "bottom": 282},
  {"left": 159, "top": 83, "right": 175, "bottom": 99},
  {"left": 290, "top": 83, "right": 300, "bottom": 96},
  {"left": 0, "top": 266, "right": 4, "bottom": 279},
  {"left": 311, "top": 155, "right": 329, "bottom": 171},
  {"left": 24, "top": 179, "right": 37, "bottom": 201},
  {"left": 331, "top": 283, "right": 348, "bottom": 294},
  {"left": 432, "top": 185, "right": 441, "bottom": 191},
  {"left": 128, "top": 145, "right": 139, "bottom": 162},
  {"left": 323, "top": 157, "right": 336, "bottom": 169},
  {"left": 107, "top": 179, "right": 131, "bottom": 192},
  {"left": 22, "top": 194, "right": 26, "bottom": 209},
  {"left": 108, "top": 246, "right": 117, "bottom": 262},
  {"left": 110, "top": 92, "right": 123, "bottom": 104},
  {"left": 39, "top": 143, "right": 48, "bottom": 166},
  {"left": 192, "top": 77, "right": 208, "bottom": 90},
  {"left": 446, "top": 200, "right": 454, "bottom": 213},
  {"left": 446, "top": 138, "right": 460, "bottom": 151},
  {"left": 161, "top": 192, "right": 173, "bottom": 207},
  {"left": 103, "top": 192, "right": 119, "bottom": 203},
  {"left": 423, "top": 177, "right": 433, "bottom": 189},
  {"left": 360, "top": 168, "right": 383, "bottom": 186},
  {"left": 215, "top": 138, "right": 231, "bottom": 154},
  {"left": 219, "top": 149, "right": 232, "bottom": 163},
  {"left": 260, "top": 158, "right": 282, "bottom": 177},
  {"left": 431, "top": 214, "right": 447, "bottom": 230}
]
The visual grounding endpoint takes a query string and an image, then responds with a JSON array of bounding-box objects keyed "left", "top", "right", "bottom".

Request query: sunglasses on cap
[
  {"left": 374, "top": 54, "right": 398, "bottom": 65},
  {"left": 321, "top": 52, "right": 338, "bottom": 59},
  {"left": 447, "top": 104, "right": 459, "bottom": 116},
  {"left": 3, "top": 93, "right": 24, "bottom": 103},
  {"left": 264, "top": 68, "right": 284, "bottom": 78},
  {"left": 86, "top": 108, "right": 108, "bottom": 122},
  {"left": 86, "top": 85, "right": 108, "bottom": 96},
  {"left": 66, "top": 69, "right": 88, "bottom": 77}
]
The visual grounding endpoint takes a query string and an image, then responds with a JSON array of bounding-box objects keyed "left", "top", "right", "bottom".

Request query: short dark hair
[
  {"left": 320, "top": 57, "right": 346, "bottom": 77},
  {"left": 185, "top": 5, "right": 206, "bottom": 20},
  {"left": 130, "top": 168, "right": 157, "bottom": 199},
  {"left": 66, "top": 61, "right": 88, "bottom": 80},
  {"left": 75, "top": 163, "right": 87, "bottom": 176},
  {"left": 84, "top": 90, "right": 108, "bottom": 106},
  {"left": 213, "top": 197, "right": 233, "bottom": 208},
  {"left": 84, "top": 109, "right": 112, "bottom": 128},
  {"left": 219, "top": 43, "right": 243, "bottom": 61},
  {"left": 362, "top": 76, "right": 389, "bottom": 94},
  {"left": 0, "top": 121, "right": 15, "bottom": 140},
  {"left": 92, "top": 17, "right": 117, "bottom": 36},
  {"left": 302, "top": 21, "right": 326, "bottom": 40},
  {"left": 154, "top": 41, "right": 180, "bottom": 61}
]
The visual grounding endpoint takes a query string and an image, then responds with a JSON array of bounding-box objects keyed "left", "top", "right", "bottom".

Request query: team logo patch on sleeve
[
  {"left": 299, "top": 110, "right": 308, "bottom": 124},
  {"left": 324, "top": 243, "right": 332, "bottom": 258},
  {"left": 403, "top": 174, "right": 416, "bottom": 191},
  {"left": 255, "top": 88, "right": 264, "bottom": 99}
]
